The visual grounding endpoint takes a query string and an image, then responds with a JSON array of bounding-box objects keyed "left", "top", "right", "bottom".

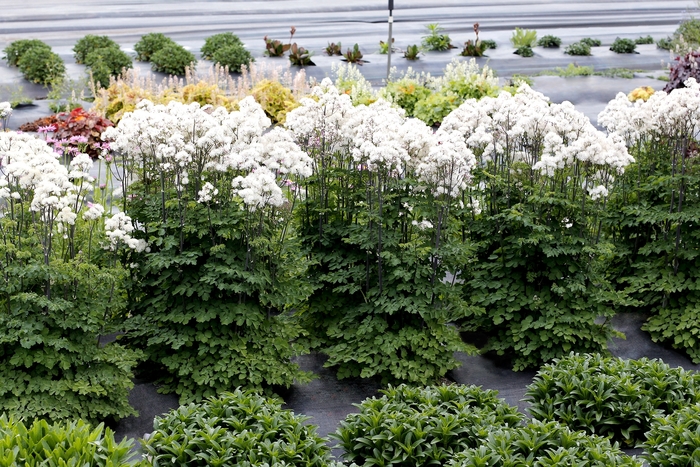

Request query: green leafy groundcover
[
  {"left": 643, "top": 402, "right": 700, "bottom": 467},
  {"left": 143, "top": 389, "right": 338, "bottom": 467},
  {"left": 332, "top": 384, "right": 523, "bottom": 467},
  {"left": 525, "top": 353, "right": 700, "bottom": 446}
]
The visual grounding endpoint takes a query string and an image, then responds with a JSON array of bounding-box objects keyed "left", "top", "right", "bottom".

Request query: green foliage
[
  {"left": 2, "top": 39, "right": 51, "bottom": 67},
  {"left": 537, "top": 63, "right": 594, "bottom": 77},
  {"left": 200, "top": 32, "right": 242, "bottom": 60},
  {"left": 289, "top": 43, "right": 314, "bottom": 66},
  {"left": 379, "top": 38, "right": 395, "bottom": 54},
  {"left": 514, "top": 45, "right": 534, "bottom": 57},
  {"left": 84, "top": 46, "right": 133, "bottom": 89},
  {"left": 381, "top": 77, "right": 432, "bottom": 117},
  {"left": 481, "top": 39, "right": 497, "bottom": 50},
  {"left": 610, "top": 37, "right": 637, "bottom": 54},
  {"left": 250, "top": 79, "right": 298, "bottom": 123},
  {"left": 510, "top": 27, "right": 537, "bottom": 48},
  {"left": 73, "top": 35, "right": 119, "bottom": 64},
  {"left": 343, "top": 44, "right": 365, "bottom": 64},
  {"left": 403, "top": 44, "right": 421, "bottom": 60},
  {"left": 657, "top": 36, "right": 673, "bottom": 50},
  {"left": 673, "top": 17, "right": 700, "bottom": 50},
  {"left": 595, "top": 68, "right": 642, "bottom": 79},
  {"left": 643, "top": 403, "right": 700, "bottom": 467},
  {"left": 580, "top": 37, "right": 602, "bottom": 47},
  {"left": 422, "top": 23, "right": 454, "bottom": 51},
  {"left": 564, "top": 41, "right": 592, "bottom": 56},
  {"left": 150, "top": 43, "right": 196, "bottom": 75},
  {"left": 134, "top": 32, "right": 175, "bottom": 61},
  {"left": 333, "top": 384, "right": 523, "bottom": 467},
  {"left": 0, "top": 414, "right": 141, "bottom": 467},
  {"left": 263, "top": 36, "right": 291, "bottom": 57},
  {"left": 537, "top": 35, "right": 562, "bottom": 48},
  {"left": 17, "top": 46, "right": 65, "bottom": 85},
  {"left": 210, "top": 43, "right": 254, "bottom": 73},
  {"left": 450, "top": 420, "right": 642, "bottom": 467},
  {"left": 325, "top": 41, "right": 342, "bottom": 56},
  {"left": 635, "top": 35, "right": 654, "bottom": 45},
  {"left": 525, "top": 354, "right": 700, "bottom": 446},
  {"left": 143, "top": 389, "right": 337, "bottom": 467},
  {"left": 413, "top": 92, "right": 461, "bottom": 126}
]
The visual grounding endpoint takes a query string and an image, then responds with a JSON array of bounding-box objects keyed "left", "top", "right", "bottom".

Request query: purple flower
[
  {"left": 69, "top": 135, "right": 89, "bottom": 144},
  {"left": 38, "top": 124, "right": 57, "bottom": 133}
]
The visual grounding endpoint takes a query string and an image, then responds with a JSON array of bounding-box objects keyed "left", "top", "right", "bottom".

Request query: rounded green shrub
[
  {"left": 17, "top": 46, "right": 65, "bottom": 85},
  {"left": 610, "top": 37, "right": 637, "bottom": 54},
  {"left": 481, "top": 39, "right": 497, "bottom": 50},
  {"left": 0, "top": 414, "right": 139, "bottom": 467},
  {"left": 635, "top": 35, "right": 654, "bottom": 45},
  {"left": 537, "top": 34, "right": 562, "bottom": 48},
  {"left": 580, "top": 37, "right": 602, "bottom": 47},
  {"left": 2, "top": 39, "right": 51, "bottom": 67},
  {"left": 73, "top": 34, "right": 119, "bottom": 64},
  {"left": 332, "top": 384, "right": 523, "bottom": 467},
  {"left": 150, "top": 43, "right": 196, "bottom": 75},
  {"left": 84, "top": 46, "right": 133, "bottom": 88},
  {"left": 143, "top": 389, "right": 337, "bottom": 467},
  {"left": 201, "top": 32, "right": 243, "bottom": 60},
  {"left": 525, "top": 353, "right": 700, "bottom": 446},
  {"left": 211, "top": 44, "right": 254, "bottom": 73},
  {"left": 450, "top": 420, "right": 642, "bottom": 467},
  {"left": 514, "top": 45, "right": 534, "bottom": 57},
  {"left": 565, "top": 41, "right": 592, "bottom": 56},
  {"left": 133, "top": 32, "right": 175, "bottom": 61},
  {"left": 643, "top": 403, "right": 700, "bottom": 467}
]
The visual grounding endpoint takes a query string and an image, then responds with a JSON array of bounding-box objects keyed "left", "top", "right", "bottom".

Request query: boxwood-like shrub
[
  {"left": 150, "top": 42, "right": 196, "bottom": 75},
  {"left": 17, "top": 46, "right": 65, "bottom": 85},
  {"left": 610, "top": 37, "right": 637, "bottom": 53},
  {"left": 211, "top": 44, "right": 254, "bottom": 73},
  {"left": 525, "top": 353, "right": 700, "bottom": 446},
  {"left": 537, "top": 34, "right": 562, "bottom": 48},
  {"left": 84, "top": 46, "right": 133, "bottom": 88},
  {"left": 3, "top": 39, "right": 51, "bottom": 67},
  {"left": 565, "top": 41, "right": 592, "bottom": 56},
  {"left": 201, "top": 32, "right": 243, "bottom": 60},
  {"left": 143, "top": 389, "right": 337, "bottom": 467},
  {"left": 133, "top": 32, "right": 175, "bottom": 61},
  {"left": 580, "top": 37, "right": 602, "bottom": 47},
  {"left": 643, "top": 403, "right": 700, "bottom": 467},
  {"left": 332, "top": 384, "right": 523, "bottom": 467},
  {"left": 73, "top": 34, "right": 119, "bottom": 64},
  {"left": 450, "top": 420, "right": 642, "bottom": 467},
  {"left": 0, "top": 414, "right": 139, "bottom": 467}
]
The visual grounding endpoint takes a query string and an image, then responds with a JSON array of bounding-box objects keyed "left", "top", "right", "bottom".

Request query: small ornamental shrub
[
  {"left": 325, "top": 41, "right": 342, "bottom": 56},
  {"left": 510, "top": 27, "right": 537, "bottom": 48},
  {"left": 289, "top": 43, "right": 315, "bottom": 66},
  {"left": 672, "top": 17, "right": 700, "bottom": 51},
  {"left": 635, "top": 35, "right": 654, "bottom": 45},
  {"left": 250, "top": 79, "right": 299, "bottom": 123},
  {"left": 134, "top": 32, "right": 175, "bottom": 61},
  {"left": 17, "top": 46, "right": 65, "bottom": 85},
  {"left": 450, "top": 420, "right": 642, "bottom": 467},
  {"left": 663, "top": 51, "right": 700, "bottom": 92},
  {"left": 460, "top": 23, "right": 488, "bottom": 57},
  {"left": 73, "top": 34, "right": 119, "bottom": 64},
  {"left": 332, "top": 384, "right": 523, "bottom": 467},
  {"left": 525, "top": 354, "right": 700, "bottom": 446},
  {"left": 381, "top": 77, "right": 432, "bottom": 117},
  {"left": 84, "top": 46, "right": 133, "bottom": 88},
  {"left": 403, "top": 44, "right": 421, "bottom": 60},
  {"left": 657, "top": 36, "right": 673, "bottom": 50},
  {"left": 264, "top": 27, "right": 295, "bottom": 57},
  {"left": 610, "top": 37, "right": 637, "bottom": 54},
  {"left": 643, "top": 403, "right": 700, "bottom": 467},
  {"left": 0, "top": 415, "right": 140, "bottom": 467},
  {"left": 150, "top": 43, "right": 196, "bottom": 75},
  {"left": 2, "top": 39, "right": 51, "bottom": 67},
  {"left": 481, "top": 39, "right": 497, "bottom": 50},
  {"left": 580, "top": 37, "right": 602, "bottom": 47},
  {"left": 343, "top": 43, "right": 365, "bottom": 64},
  {"left": 564, "top": 41, "right": 592, "bottom": 56},
  {"left": 514, "top": 45, "right": 534, "bottom": 57},
  {"left": 143, "top": 390, "right": 337, "bottom": 467},
  {"left": 200, "top": 32, "right": 242, "bottom": 60},
  {"left": 422, "top": 23, "right": 454, "bottom": 51},
  {"left": 537, "top": 34, "right": 562, "bottom": 47},
  {"left": 414, "top": 91, "right": 460, "bottom": 126},
  {"left": 210, "top": 43, "right": 254, "bottom": 73}
]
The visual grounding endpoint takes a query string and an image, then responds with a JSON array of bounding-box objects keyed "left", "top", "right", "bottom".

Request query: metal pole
[{"left": 387, "top": 1, "right": 393, "bottom": 80}]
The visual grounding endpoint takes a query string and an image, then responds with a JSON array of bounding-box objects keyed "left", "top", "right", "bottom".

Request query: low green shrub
[
  {"left": 635, "top": 35, "right": 654, "bottom": 45},
  {"left": 525, "top": 353, "right": 700, "bottom": 446},
  {"left": 0, "top": 414, "right": 140, "bottom": 467},
  {"left": 565, "top": 41, "right": 592, "bottom": 56},
  {"left": 17, "top": 46, "right": 65, "bottom": 85},
  {"left": 332, "top": 384, "right": 523, "bottom": 467},
  {"left": 657, "top": 36, "right": 673, "bottom": 50},
  {"left": 73, "top": 34, "right": 119, "bottom": 64},
  {"left": 514, "top": 45, "right": 534, "bottom": 57},
  {"left": 84, "top": 46, "right": 133, "bottom": 88},
  {"left": 643, "top": 403, "right": 700, "bottom": 467},
  {"left": 422, "top": 23, "right": 454, "bottom": 51},
  {"left": 481, "top": 39, "right": 497, "bottom": 50},
  {"left": 134, "top": 32, "right": 175, "bottom": 61},
  {"left": 510, "top": 27, "right": 537, "bottom": 48},
  {"left": 413, "top": 91, "right": 459, "bottom": 126},
  {"left": 580, "top": 37, "right": 602, "bottom": 47},
  {"left": 200, "top": 32, "right": 242, "bottom": 60},
  {"left": 143, "top": 389, "right": 337, "bottom": 467},
  {"left": 150, "top": 43, "right": 196, "bottom": 75},
  {"left": 450, "top": 420, "right": 642, "bottom": 467},
  {"left": 673, "top": 17, "right": 700, "bottom": 50},
  {"left": 2, "top": 39, "right": 51, "bottom": 67},
  {"left": 381, "top": 77, "right": 432, "bottom": 117},
  {"left": 210, "top": 43, "right": 253, "bottom": 72},
  {"left": 610, "top": 37, "right": 637, "bottom": 53},
  {"left": 537, "top": 34, "right": 562, "bottom": 47}
]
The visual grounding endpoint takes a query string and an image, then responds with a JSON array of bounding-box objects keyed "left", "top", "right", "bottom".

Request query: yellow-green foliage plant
[{"left": 250, "top": 79, "right": 299, "bottom": 123}]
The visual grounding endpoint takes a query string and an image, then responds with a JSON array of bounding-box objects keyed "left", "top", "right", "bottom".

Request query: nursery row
[
  {"left": 1, "top": 64, "right": 700, "bottom": 425},
  {"left": 6, "top": 354, "right": 700, "bottom": 467}
]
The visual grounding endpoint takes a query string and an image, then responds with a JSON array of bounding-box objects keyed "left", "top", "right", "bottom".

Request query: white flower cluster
[
  {"left": 104, "top": 97, "right": 312, "bottom": 211},
  {"left": 0, "top": 101, "right": 12, "bottom": 120},
  {"left": 104, "top": 211, "right": 148, "bottom": 252}
]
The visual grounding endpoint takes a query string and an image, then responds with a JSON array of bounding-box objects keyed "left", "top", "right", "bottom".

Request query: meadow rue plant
[
  {"left": 446, "top": 84, "right": 633, "bottom": 370},
  {"left": 286, "top": 80, "right": 474, "bottom": 383},
  {"left": 0, "top": 131, "right": 141, "bottom": 423},
  {"left": 599, "top": 78, "right": 700, "bottom": 363},
  {"left": 103, "top": 97, "right": 315, "bottom": 402}
]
